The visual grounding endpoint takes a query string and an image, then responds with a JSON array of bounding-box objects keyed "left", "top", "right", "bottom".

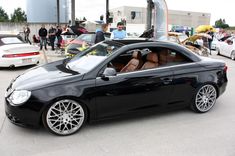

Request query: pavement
[
  {"left": 39, "top": 48, "right": 66, "bottom": 64},
  {"left": 0, "top": 51, "right": 235, "bottom": 156}
]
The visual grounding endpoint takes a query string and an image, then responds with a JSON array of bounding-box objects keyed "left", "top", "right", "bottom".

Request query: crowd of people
[{"left": 23, "top": 24, "right": 71, "bottom": 51}]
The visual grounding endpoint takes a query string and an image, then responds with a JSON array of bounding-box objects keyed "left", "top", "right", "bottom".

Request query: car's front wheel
[
  {"left": 191, "top": 84, "right": 217, "bottom": 113},
  {"left": 42, "top": 99, "right": 87, "bottom": 136}
]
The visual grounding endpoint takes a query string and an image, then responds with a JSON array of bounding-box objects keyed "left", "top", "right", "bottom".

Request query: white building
[{"left": 110, "top": 6, "right": 211, "bottom": 28}]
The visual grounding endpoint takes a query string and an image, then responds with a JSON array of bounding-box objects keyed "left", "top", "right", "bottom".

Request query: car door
[
  {"left": 223, "top": 38, "right": 234, "bottom": 57},
  {"left": 170, "top": 63, "right": 204, "bottom": 106},
  {"left": 95, "top": 67, "right": 174, "bottom": 119},
  {"left": 219, "top": 41, "right": 227, "bottom": 56}
]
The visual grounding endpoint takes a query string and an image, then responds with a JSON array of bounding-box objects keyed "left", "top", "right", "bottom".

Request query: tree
[
  {"left": 215, "top": 18, "right": 229, "bottom": 29},
  {"left": 10, "top": 8, "right": 27, "bottom": 22},
  {"left": 0, "top": 7, "right": 9, "bottom": 22}
]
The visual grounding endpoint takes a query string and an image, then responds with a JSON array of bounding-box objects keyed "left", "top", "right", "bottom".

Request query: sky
[{"left": 0, "top": 0, "right": 234, "bottom": 26}]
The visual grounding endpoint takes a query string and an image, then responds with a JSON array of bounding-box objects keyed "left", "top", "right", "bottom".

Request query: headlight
[{"left": 8, "top": 90, "right": 31, "bottom": 106}]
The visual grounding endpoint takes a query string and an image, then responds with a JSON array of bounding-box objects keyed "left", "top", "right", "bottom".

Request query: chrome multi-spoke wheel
[
  {"left": 43, "top": 99, "right": 86, "bottom": 136},
  {"left": 191, "top": 84, "right": 217, "bottom": 113}
]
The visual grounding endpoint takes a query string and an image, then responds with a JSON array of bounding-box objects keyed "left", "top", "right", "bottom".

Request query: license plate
[{"left": 22, "top": 58, "right": 32, "bottom": 63}]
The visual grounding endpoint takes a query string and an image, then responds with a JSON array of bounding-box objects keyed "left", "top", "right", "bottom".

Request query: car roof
[{"left": 112, "top": 38, "right": 153, "bottom": 45}]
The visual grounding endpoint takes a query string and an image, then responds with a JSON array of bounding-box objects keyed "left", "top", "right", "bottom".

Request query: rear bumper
[{"left": 0, "top": 55, "right": 40, "bottom": 67}]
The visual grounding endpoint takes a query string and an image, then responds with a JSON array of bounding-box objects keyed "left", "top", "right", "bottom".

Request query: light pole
[
  {"left": 71, "top": 0, "right": 75, "bottom": 25},
  {"left": 57, "top": 0, "right": 60, "bottom": 25},
  {"left": 106, "top": 0, "right": 109, "bottom": 24},
  {"left": 146, "top": 0, "right": 153, "bottom": 30}
]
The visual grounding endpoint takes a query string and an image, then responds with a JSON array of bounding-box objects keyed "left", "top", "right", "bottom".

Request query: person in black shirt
[
  {"left": 56, "top": 25, "right": 62, "bottom": 48},
  {"left": 95, "top": 24, "right": 108, "bottom": 44},
  {"left": 24, "top": 25, "right": 31, "bottom": 44},
  {"left": 48, "top": 26, "right": 56, "bottom": 50},
  {"left": 207, "top": 28, "right": 214, "bottom": 55},
  {"left": 39, "top": 25, "right": 48, "bottom": 50}
]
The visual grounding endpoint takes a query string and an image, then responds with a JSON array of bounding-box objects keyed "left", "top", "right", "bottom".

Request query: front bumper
[{"left": 5, "top": 98, "right": 42, "bottom": 128}]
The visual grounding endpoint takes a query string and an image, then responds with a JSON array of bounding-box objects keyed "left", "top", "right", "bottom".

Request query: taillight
[
  {"left": 2, "top": 52, "right": 40, "bottom": 58},
  {"left": 224, "top": 65, "right": 228, "bottom": 72}
]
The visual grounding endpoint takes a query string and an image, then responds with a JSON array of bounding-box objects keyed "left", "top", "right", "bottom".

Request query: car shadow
[
  {"left": 0, "top": 65, "right": 37, "bottom": 71},
  {"left": 88, "top": 107, "right": 192, "bottom": 128}
]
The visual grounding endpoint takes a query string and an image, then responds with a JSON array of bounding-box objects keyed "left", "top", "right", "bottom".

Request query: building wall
[
  {"left": 0, "top": 22, "right": 68, "bottom": 42},
  {"left": 26, "top": 0, "right": 69, "bottom": 23},
  {"left": 110, "top": 6, "right": 211, "bottom": 28}
]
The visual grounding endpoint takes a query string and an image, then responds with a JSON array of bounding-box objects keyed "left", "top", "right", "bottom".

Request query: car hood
[{"left": 10, "top": 59, "right": 83, "bottom": 91}]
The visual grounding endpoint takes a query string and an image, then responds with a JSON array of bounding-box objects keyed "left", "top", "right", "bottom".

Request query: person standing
[
  {"left": 55, "top": 25, "right": 62, "bottom": 48},
  {"left": 95, "top": 24, "right": 109, "bottom": 44},
  {"left": 24, "top": 25, "right": 31, "bottom": 44},
  {"left": 110, "top": 22, "right": 126, "bottom": 39},
  {"left": 39, "top": 25, "right": 48, "bottom": 50},
  {"left": 48, "top": 26, "right": 56, "bottom": 50},
  {"left": 207, "top": 28, "right": 214, "bottom": 55}
]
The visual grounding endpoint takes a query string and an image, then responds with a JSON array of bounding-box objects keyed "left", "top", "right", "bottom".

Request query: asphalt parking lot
[{"left": 0, "top": 51, "right": 235, "bottom": 156}]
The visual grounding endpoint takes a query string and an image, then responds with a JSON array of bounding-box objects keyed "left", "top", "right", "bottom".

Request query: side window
[
  {"left": 100, "top": 47, "right": 192, "bottom": 77},
  {"left": 158, "top": 48, "right": 192, "bottom": 67},
  {"left": 113, "top": 49, "right": 143, "bottom": 73}
]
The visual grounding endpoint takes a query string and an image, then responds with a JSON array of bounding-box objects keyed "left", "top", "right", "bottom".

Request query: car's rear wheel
[
  {"left": 216, "top": 47, "right": 220, "bottom": 55},
  {"left": 230, "top": 51, "right": 235, "bottom": 60},
  {"left": 191, "top": 84, "right": 217, "bottom": 113},
  {"left": 42, "top": 99, "right": 87, "bottom": 136}
]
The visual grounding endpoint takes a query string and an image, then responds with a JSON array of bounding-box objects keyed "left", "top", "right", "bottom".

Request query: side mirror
[{"left": 101, "top": 68, "right": 117, "bottom": 81}]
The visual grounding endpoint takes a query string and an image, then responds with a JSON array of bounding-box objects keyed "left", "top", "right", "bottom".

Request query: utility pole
[
  {"left": 106, "top": 0, "right": 109, "bottom": 24},
  {"left": 146, "top": 0, "right": 153, "bottom": 30},
  {"left": 71, "top": 0, "right": 75, "bottom": 25},
  {"left": 57, "top": 0, "right": 60, "bottom": 26}
]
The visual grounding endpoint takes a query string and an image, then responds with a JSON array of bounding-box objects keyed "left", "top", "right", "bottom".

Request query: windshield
[
  {"left": 1, "top": 37, "right": 24, "bottom": 45},
  {"left": 66, "top": 41, "right": 121, "bottom": 73}
]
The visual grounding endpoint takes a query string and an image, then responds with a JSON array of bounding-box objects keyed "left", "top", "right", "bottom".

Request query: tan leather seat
[
  {"left": 120, "top": 51, "right": 143, "bottom": 73},
  {"left": 141, "top": 52, "right": 159, "bottom": 70}
]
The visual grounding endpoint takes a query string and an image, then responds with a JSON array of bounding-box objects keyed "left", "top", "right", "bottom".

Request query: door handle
[{"left": 160, "top": 77, "right": 172, "bottom": 84}]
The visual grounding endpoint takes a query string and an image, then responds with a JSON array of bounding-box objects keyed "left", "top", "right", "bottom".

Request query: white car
[
  {"left": 196, "top": 37, "right": 218, "bottom": 50},
  {"left": 0, "top": 34, "right": 40, "bottom": 67},
  {"left": 216, "top": 36, "right": 235, "bottom": 60}
]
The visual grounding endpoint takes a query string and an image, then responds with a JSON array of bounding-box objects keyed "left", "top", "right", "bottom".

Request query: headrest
[
  {"left": 146, "top": 52, "right": 158, "bottom": 63},
  {"left": 132, "top": 51, "right": 142, "bottom": 59}
]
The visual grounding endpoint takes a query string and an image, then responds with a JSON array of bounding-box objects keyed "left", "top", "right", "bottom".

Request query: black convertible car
[{"left": 5, "top": 39, "right": 228, "bottom": 136}]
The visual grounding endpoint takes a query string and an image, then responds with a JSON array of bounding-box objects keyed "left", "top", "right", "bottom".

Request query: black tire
[
  {"left": 216, "top": 47, "right": 220, "bottom": 55},
  {"left": 230, "top": 51, "right": 235, "bottom": 60},
  {"left": 42, "top": 99, "right": 87, "bottom": 136},
  {"left": 190, "top": 84, "right": 217, "bottom": 113}
]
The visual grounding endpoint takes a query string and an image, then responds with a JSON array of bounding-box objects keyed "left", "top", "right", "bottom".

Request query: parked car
[
  {"left": 65, "top": 32, "right": 111, "bottom": 56},
  {"left": 5, "top": 39, "right": 228, "bottom": 136},
  {"left": 60, "top": 32, "right": 77, "bottom": 51},
  {"left": 216, "top": 36, "right": 235, "bottom": 60},
  {"left": 0, "top": 34, "right": 40, "bottom": 67},
  {"left": 196, "top": 37, "right": 218, "bottom": 50},
  {"left": 168, "top": 32, "right": 210, "bottom": 56},
  {"left": 168, "top": 32, "right": 188, "bottom": 43}
]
